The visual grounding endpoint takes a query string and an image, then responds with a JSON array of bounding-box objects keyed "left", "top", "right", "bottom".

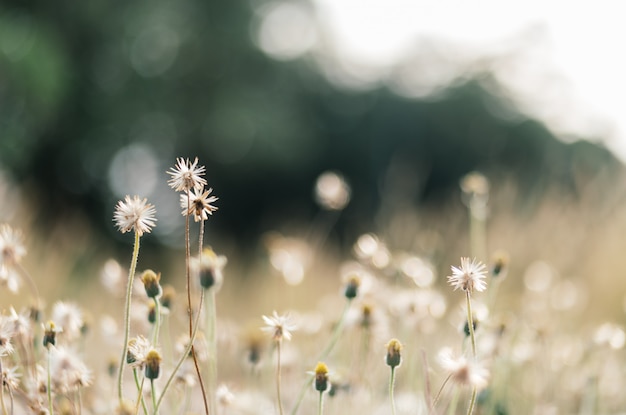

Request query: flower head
[
  {"left": 180, "top": 187, "right": 219, "bottom": 222},
  {"left": 113, "top": 195, "right": 157, "bottom": 236},
  {"left": 191, "top": 247, "right": 227, "bottom": 290},
  {"left": 167, "top": 157, "right": 207, "bottom": 192},
  {"left": 261, "top": 311, "right": 297, "bottom": 342},
  {"left": 51, "top": 301, "right": 84, "bottom": 341},
  {"left": 438, "top": 347, "right": 489, "bottom": 389},
  {"left": 447, "top": 257, "right": 488, "bottom": 293},
  {"left": 313, "top": 361, "right": 330, "bottom": 392},
  {"left": 0, "top": 224, "right": 26, "bottom": 267},
  {"left": 385, "top": 338, "right": 403, "bottom": 368},
  {"left": 127, "top": 335, "right": 152, "bottom": 369}
]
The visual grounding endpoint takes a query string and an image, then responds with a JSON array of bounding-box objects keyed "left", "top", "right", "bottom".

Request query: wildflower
[
  {"left": 491, "top": 250, "right": 510, "bottom": 279},
  {"left": 343, "top": 274, "right": 360, "bottom": 300},
  {"left": 447, "top": 257, "right": 488, "bottom": 293},
  {"left": 0, "top": 315, "right": 16, "bottom": 357},
  {"left": 438, "top": 347, "right": 489, "bottom": 390},
  {"left": 49, "top": 346, "right": 92, "bottom": 393},
  {"left": 314, "top": 171, "right": 351, "bottom": 210},
  {"left": 113, "top": 195, "right": 157, "bottom": 236},
  {"left": 127, "top": 335, "right": 151, "bottom": 369},
  {"left": 385, "top": 338, "right": 403, "bottom": 368},
  {"left": 2, "top": 364, "right": 20, "bottom": 389},
  {"left": 160, "top": 284, "right": 176, "bottom": 310},
  {"left": 140, "top": 270, "right": 162, "bottom": 298},
  {"left": 0, "top": 224, "right": 26, "bottom": 267},
  {"left": 180, "top": 187, "right": 219, "bottom": 222},
  {"left": 313, "top": 362, "right": 330, "bottom": 392},
  {"left": 167, "top": 157, "right": 207, "bottom": 192},
  {"left": 51, "top": 301, "right": 84, "bottom": 341},
  {"left": 191, "top": 247, "right": 227, "bottom": 290},
  {"left": 144, "top": 349, "right": 162, "bottom": 379},
  {"left": 261, "top": 311, "right": 297, "bottom": 342},
  {"left": 42, "top": 321, "right": 61, "bottom": 348}
]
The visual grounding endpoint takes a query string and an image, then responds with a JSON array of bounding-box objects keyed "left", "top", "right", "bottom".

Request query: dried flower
[
  {"left": 113, "top": 195, "right": 157, "bottom": 236},
  {"left": 127, "top": 335, "right": 152, "bottom": 369},
  {"left": 191, "top": 247, "right": 227, "bottom": 290},
  {"left": 385, "top": 338, "right": 403, "bottom": 368},
  {"left": 0, "top": 315, "right": 16, "bottom": 356},
  {"left": 51, "top": 301, "right": 84, "bottom": 341},
  {"left": 447, "top": 257, "right": 488, "bottom": 293},
  {"left": 180, "top": 187, "right": 219, "bottom": 222},
  {"left": 0, "top": 224, "right": 26, "bottom": 267},
  {"left": 261, "top": 311, "right": 297, "bottom": 342},
  {"left": 167, "top": 157, "right": 207, "bottom": 192},
  {"left": 49, "top": 346, "right": 92, "bottom": 392},
  {"left": 438, "top": 347, "right": 489, "bottom": 389}
]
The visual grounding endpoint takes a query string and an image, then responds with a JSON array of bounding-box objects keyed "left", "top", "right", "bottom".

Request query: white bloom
[
  {"left": 167, "top": 157, "right": 207, "bottom": 192},
  {"left": 180, "top": 187, "right": 219, "bottom": 222},
  {"left": 51, "top": 301, "right": 84, "bottom": 341},
  {"left": 113, "top": 195, "right": 157, "bottom": 236},
  {"left": 261, "top": 311, "right": 297, "bottom": 342},
  {"left": 447, "top": 257, "right": 488, "bottom": 293},
  {"left": 438, "top": 347, "right": 489, "bottom": 390}
]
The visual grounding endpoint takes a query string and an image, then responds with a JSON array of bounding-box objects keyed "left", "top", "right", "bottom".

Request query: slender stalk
[
  {"left": 317, "top": 391, "right": 324, "bottom": 415},
  {"left": 154, "top": 289, "right": 205, "bottom": 414},
  {"left": 150, "top": 379, "right": 157, "bottom": 415},
  {"left": 185, "top": 192, "right": 209, "bottom": 415},
  {"left": 465, "top": 291, "right": 476, "bottom": 358},
  {"left": 290, "top": 300, "right": 351, "bottom": 415},
  {"left": 447, "top": 389, "right": 460, "bottom": 415},
  {"left": 433, "top": 374, "right": 452, "bottom": 408},
  {"left": 152, "top": 298, "right": 161, "bottom": 346},
  {"left": 389, "top": 366, "right": 397, "bottom": 415},
  {"left": 276, "top": 341, "right": 284, "bottom": 415},
  {"left": 118, "top": 231, "right": 142, "bottom": 403},
  {"left": 132, "top": 369, "right": 148, "bottom": 415},
  {"left": 422, "top": 349, "right": 433, "bottom": 414},
  {"left": 467, "top": 387, "right": 477, "bottom": 415}
]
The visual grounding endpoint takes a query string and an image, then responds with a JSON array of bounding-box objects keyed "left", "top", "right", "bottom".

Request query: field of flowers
[{"left": 1, "top": 157, "right": 625, "bottom": 415}]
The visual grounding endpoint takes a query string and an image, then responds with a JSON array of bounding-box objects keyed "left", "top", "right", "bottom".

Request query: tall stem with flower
[{"left": 113, "top": 195, "right": 157, "bottom": 405}]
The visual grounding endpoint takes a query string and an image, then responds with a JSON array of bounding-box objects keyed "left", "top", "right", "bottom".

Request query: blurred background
[{"left": 2, "top": 0, "right": 626, "bottom": 315}]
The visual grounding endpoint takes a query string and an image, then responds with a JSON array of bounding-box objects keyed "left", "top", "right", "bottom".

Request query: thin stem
[
  {"left": 185, "top": 192, "right": 209, "bottom": 415},
  {"left": 467, "top": 387, "right": 477, "bottom": 415},
  {"left": 47, "top": 348, "right": 53, "bottom": 415},
  {"left": 276, "top": 341, "right": 284, "bottom": 415},
  {"left": 132, "top": 369, "right": 148, "bottom": 415},
  {"left": 317, "top": 391, "right": 324, "bottom": 415},
  {"left": 290, "top": 299, "right": 351, "bottom": 415},
  {"left": 433, "top": 374, "right": 452, "bottom": 408},
  {"left": 422, "top": 349, "right": 433, "bottom": 414},
  {"left": 151, "top": 379, "right": 157, "bottom": 415},
  {"left": 466, "top": 291, "right": 476, "bottom": 358},
  {"left": 199, "top": 220, "right": 217, "bottom": 415},
  {"left": 389, "top": 366, "right": 397, "bottom": 415},
  {"left": 118, "top": 231, "right": 142, "bottom": 403},
  {"left": 152, "top": 298, "right": 161, "bottom": 346},
  {"left": 154, "top": 289, "right": 205, "bottom": 414}
]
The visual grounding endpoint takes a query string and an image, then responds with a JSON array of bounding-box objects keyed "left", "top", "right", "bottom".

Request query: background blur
[{"left": 1, "top": 0, "right": 625, "bottom": 299}]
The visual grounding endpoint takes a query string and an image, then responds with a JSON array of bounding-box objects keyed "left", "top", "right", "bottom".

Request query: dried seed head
[
  {"left": 191, "top": 248, "right": 227, "bottom": 290},
  {"left": 385, "top": 338, "right": 403, "bottom": 368},
  {"left": 261, "top": 311, "right": 297, "bottom": 343},
  {"left": 167, "top": 157, "right": 207, "bottom": 192},
  {"left": 43, "top": 321, "right": 61, "bottom": 348},
  {"left": 447, "top": 257, "right": 488, "bottom": 294},
  {"left": 113, "top": 195, "right": 157, "bottom": 236},
  {"left": 140, "top": 270, "right": 162, "bottom": 299},
  {"left": 180, "top": 187, "right": 219, "bottom": 222}
]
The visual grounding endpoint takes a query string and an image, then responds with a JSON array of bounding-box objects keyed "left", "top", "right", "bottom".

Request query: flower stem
[
  {"left": 185, "top": 193, "right": 209, "bottom": 415},
  {"left": 276, "top": 341, "right": 284, "bottom": 415},
  {"left": 389, "top": 366, "right": 397, "bottom": 415},
  {"left": 132, "top": 368, "right": 148, "bottom": 415},
  {"left": 47, "top": 348, "right": 53, "bottom": 415},
  {"left": 466, "top": 291, "right": 476, "bottom": 358},
  {"left": 317, "top": 391, "right": 324, "bottom": 415},
  {"left": 290, "top": 299, "right": 351, "bottom": 415},
  {"left": 467, "top": 387, "right": 477, "bottom": 415},
  {"left": 152, "top": 298, "right": 161, "bottom": 346},
  {"left": 154, "top": 289, "right": 205, "bottom": 414},
  {"left": 151, "top": 379, "right": 157, "bottom": 415},
  {"left": 118, "top": 231, "right": 141, "bottom": 404},
  {"left": 206, "top": 287, "right": 217, "bottom": 415}
]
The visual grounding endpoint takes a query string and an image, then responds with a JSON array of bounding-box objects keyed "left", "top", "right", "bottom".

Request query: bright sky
[{"left": 256, "top": 0, "right": 626, "bottom": 162}]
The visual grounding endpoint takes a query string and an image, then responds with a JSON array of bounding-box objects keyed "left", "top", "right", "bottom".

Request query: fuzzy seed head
[
  {"left": 447, "top": 257, "right": 488, "bottom": 293},
  {"left": 113, "top": 195, "right": 157, "bottom": 236},
  {"left": 261, "top": 311, "right": 297, "bottom": 342},
  {"left": 167, "top": 157, "right": 207, "bottom": 192},
  {"left": 180, "top": 186, "right": 219, "bottom": 222}
]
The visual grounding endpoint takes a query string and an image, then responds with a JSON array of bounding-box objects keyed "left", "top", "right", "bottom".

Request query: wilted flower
[
  {"left": 113, "top": 195, "right": 157, "bottom": 236},
  {"left": 438, "top": 347, "right": 489, "bottom": 389},
  {"left": 180, "top": 187, "right": 219, "bottom": 222},
  {"left": 167, "top": 157, "right": 207, "bottom": 192},
  {"left": 261, "top": 311, "right": 297, "bottom": 342},
  {"left": 447, "top": 257, "right": 488, "bottom": 293}
]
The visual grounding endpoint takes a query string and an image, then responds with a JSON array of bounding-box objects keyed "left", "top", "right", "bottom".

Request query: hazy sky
[{"left": 256, "top": 0, "right": 626, "bottom": 161}]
